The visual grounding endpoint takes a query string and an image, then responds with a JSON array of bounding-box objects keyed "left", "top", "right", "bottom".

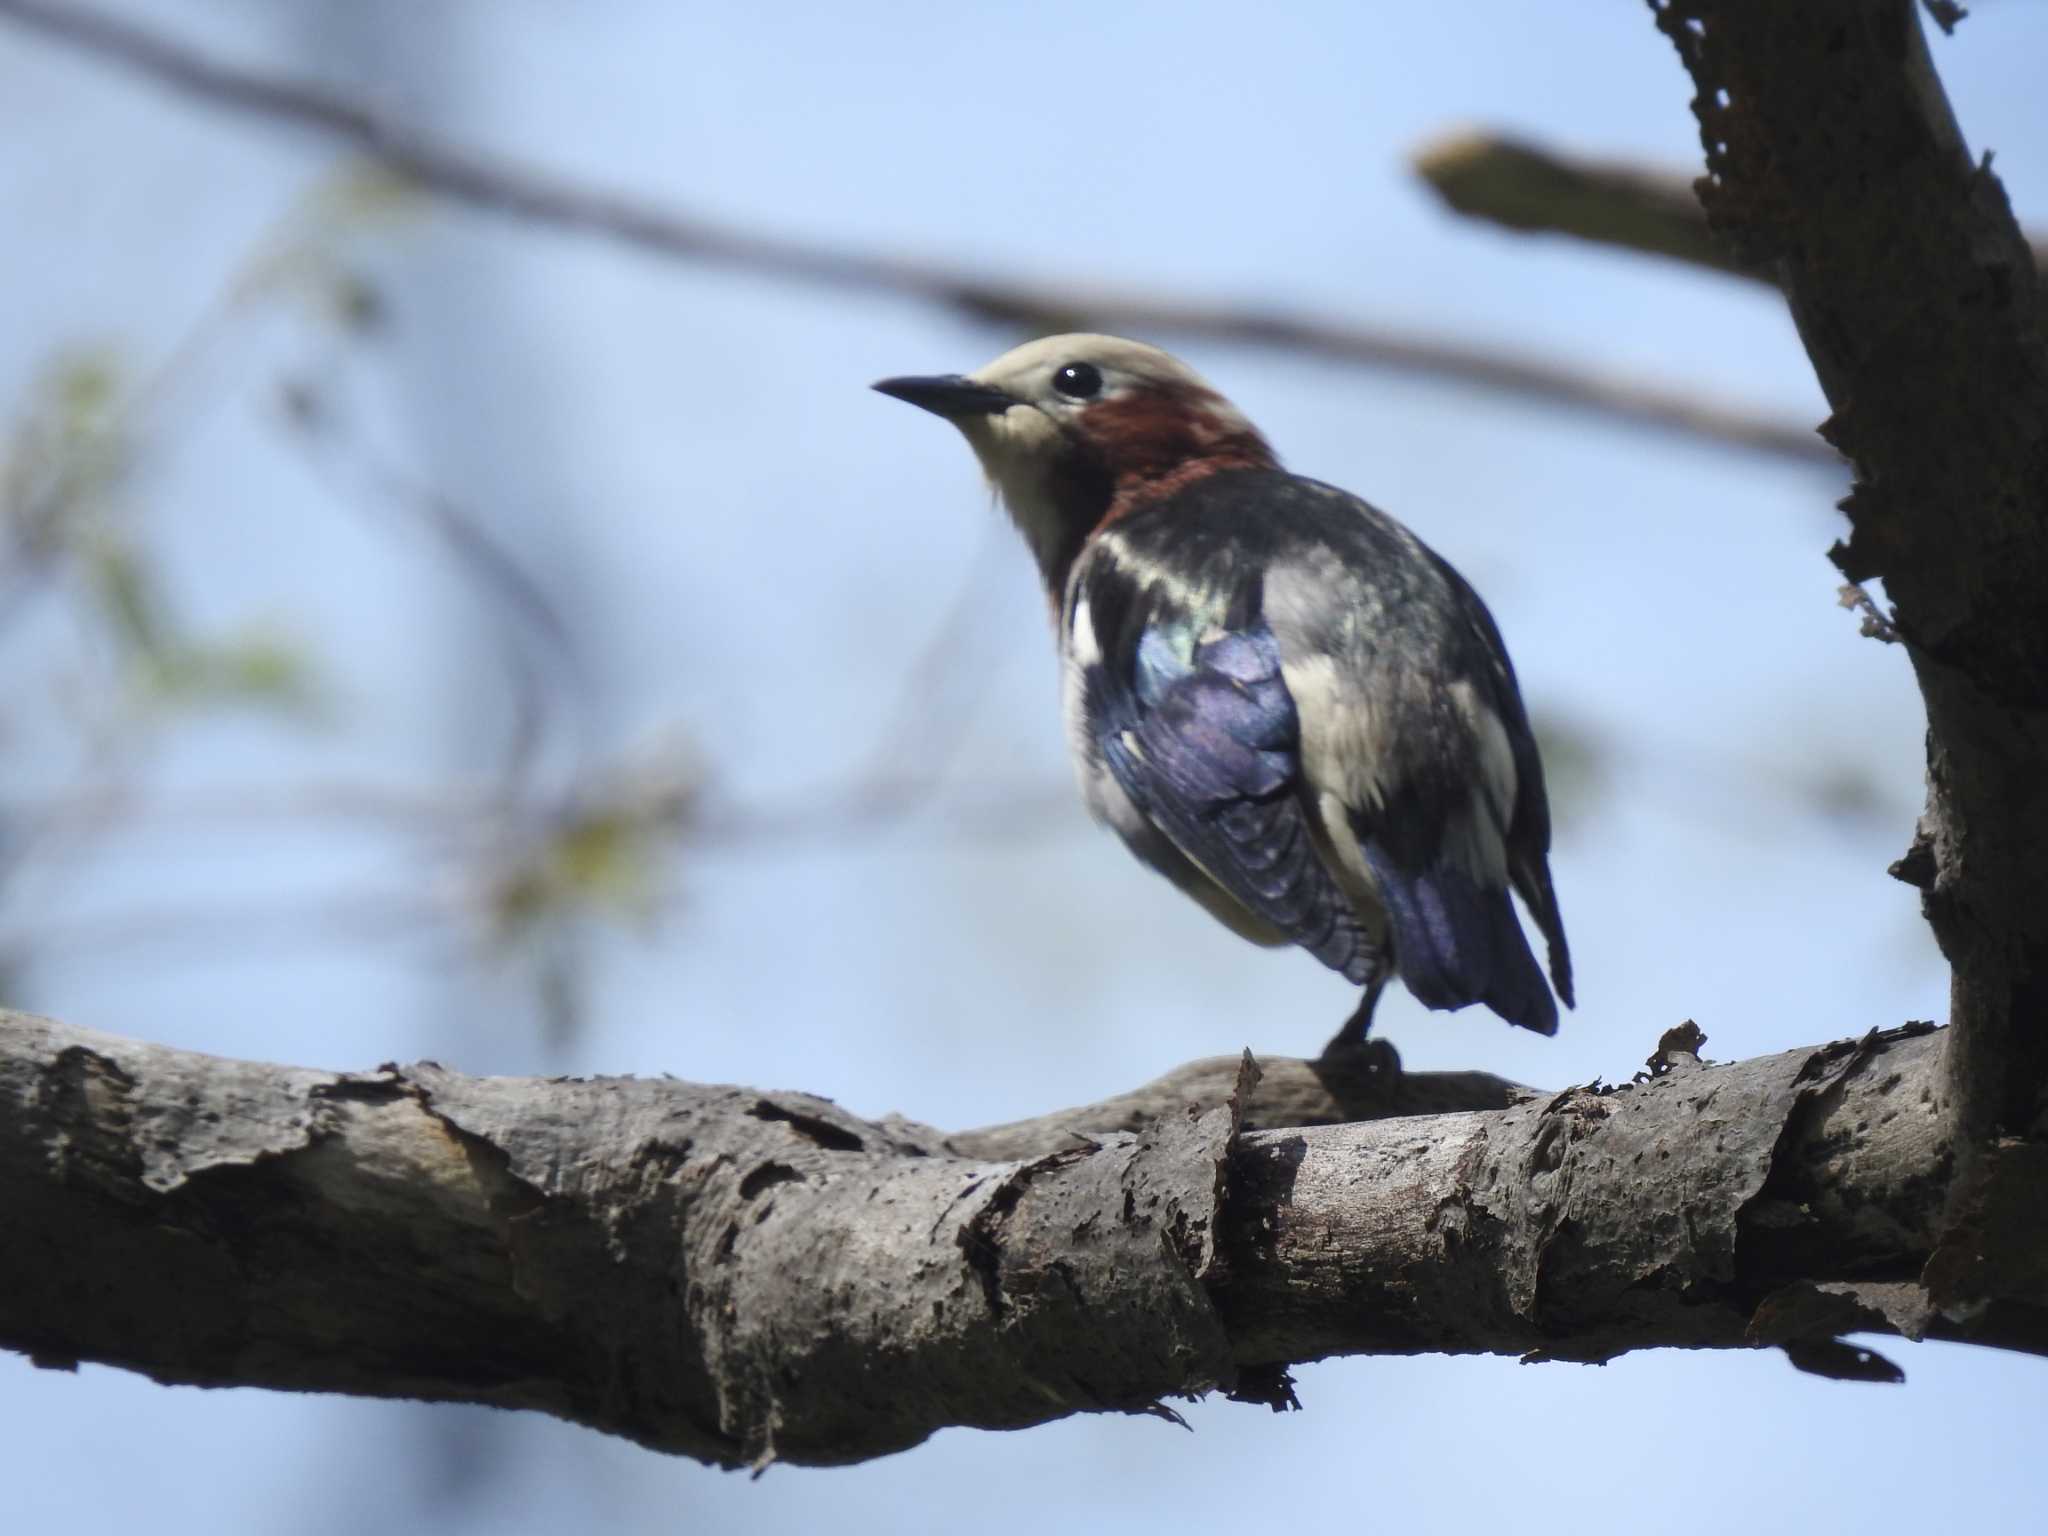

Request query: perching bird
[{"left": 874, "top": 334, "right": 1571, "bottom": 1045}]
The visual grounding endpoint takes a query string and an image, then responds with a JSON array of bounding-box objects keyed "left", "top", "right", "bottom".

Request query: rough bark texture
[
  {"left": 917, "top": 1041, "right": 1532, "bottom": 1161},
  {"left": 7, "top": 1010, "right": 2047, "bottom": 1468},
  {"left": 1652, "top": 2, "right": 2048, "bottom": 1146}
]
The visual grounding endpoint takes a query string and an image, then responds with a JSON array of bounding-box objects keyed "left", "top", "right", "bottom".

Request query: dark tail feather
[
  {"left": 1481, "top": 894, "right": 1557, "bottom": 1036},
  {"left": 1512, "top": 853, "right": 1574, "bottom": 1010},
  {"left": 1363, "top": 846, "right": 1559, "bottom": 1036}
]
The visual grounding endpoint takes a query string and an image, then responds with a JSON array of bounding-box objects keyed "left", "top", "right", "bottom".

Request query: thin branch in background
[
  {"left": 0, "top": 0, "right": 1838, "bottom": 468},
  {"left": 689, "top": 779, "right": 1079, "bottom": 850},
  {"left": 0, "top": 298, "right": 597, "bottom": 1023},
  {"left": 1415, "top": 131, "right": 1774, "bottom": 284},
  {"left": 1413, "top": 129, "right": 2048, "bottom": 286},
  {"left": 0, "top": 172, "right": 577, "bottom": 942},
  {"left": 0, "top": 890, "right": 452, "bottom": 972},
  {"left": 0, "top": 697, "right": 1933, "bottom": 978},
  {"left": 838, "top": 526, "right": 1016, "bottom": 813},
  {"left": 0, "top": 782, "right": 498, "bottom": 836},
  {"left": 276, "top": 374, "right": 592, "bottom": 793}
]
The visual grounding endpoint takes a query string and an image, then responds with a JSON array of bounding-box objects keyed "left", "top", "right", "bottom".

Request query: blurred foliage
[
  {"left": 86, "top": 541, "right": 324, "bottom": 717},
  {"left": 2, "top": 347, "right": 128, "bottom": 566},
  {"left": 483, "top": 754, "right": 702, "bottom": 944},
  {"left": 0, "top": 166, "right": 436, "bottom": 733},
  {"left": 308, "top": 163, "right": 429, "bottom": 231},
  {"left": 489, "top": 807, "right": 661, "bottom": 936},
  {"left": 245, "top": 164, "right": 421, "bottom": 333},
  {"left": 0, "top": 350, "right": 326, "bottom": 726}
]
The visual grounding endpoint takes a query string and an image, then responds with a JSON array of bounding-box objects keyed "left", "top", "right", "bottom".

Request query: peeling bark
[{"left": 6, "top": 1010, "right": 2045, "bottom": 1468}]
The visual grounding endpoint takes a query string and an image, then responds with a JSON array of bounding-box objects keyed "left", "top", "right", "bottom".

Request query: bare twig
[
  {"left": 0, "top": 0, "right": 1838, "bottom": 467},
  {"left": 1414, "top": 129, "right": 2048, "bottom": 287}
]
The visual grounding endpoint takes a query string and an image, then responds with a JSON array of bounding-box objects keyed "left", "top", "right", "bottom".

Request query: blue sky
[{"left": 3, "top": 2, "right": 2045, "bottom": 1531}]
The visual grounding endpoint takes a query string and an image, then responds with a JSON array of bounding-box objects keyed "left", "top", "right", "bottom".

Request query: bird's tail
[
  {"left": 1512, "top": 852, "right": 1574, "bottom": 1011},
  {"left": 1362, "top": 847, "right": 1559, "bottom": 1036}
]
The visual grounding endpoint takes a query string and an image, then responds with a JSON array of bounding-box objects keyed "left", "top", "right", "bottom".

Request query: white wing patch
[
  {"left": 1283, "top": 652, "right": 1391, "bottom": 815},
  {"left": 1445, "top": 680, "right": 1516, "bottom": 883},
  {"left": 1060, "top": 593, "right": 1107, "bottom": 811},
  {"left": 1066, "top": 592, "right": 1102, "bottom": 666},
  {"left": 1094, "top": 527, "right": 1219, "bottom": 619},
  {"left": 1271, "top": 570, "right": 1520, "bottom": 893},
  {"left": 1286, "top": 654, "right": 1395, "bottom": 934},
  {"left": 1450, "top": 679, "right": 1519, "bottom": 828}
]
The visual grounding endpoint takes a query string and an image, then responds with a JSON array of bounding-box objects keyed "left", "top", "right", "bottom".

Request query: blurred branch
[
  {"left": 0, "top": 0, "right": 1836, "bottom": 467},
  {"left": 2, "top": 188, "right": 327, "bottom": 633},
  {"left": 1416, "top": 131, "right": 1770, "bottom": 283},
  {"left": 277, "top": 378, "right": 591, "bottom": 791},
  {"left": 0, "top": 892, "right": 448, "bottom": 971},
  {"left": 8, "top": 1011, "right": 2038, "bottom": 1468},
  {"left": 1414, "top": 129, "right": 2048, "bottom": 286},
  {"left": 0, "top": 691, "right": 1913, "bottom": 856},
  {"left": 0, "top": 177, "right": 368, "bottom": 680},
  {"left": 845, "top": 528, "right": 1012, "bottom": 811},
  {"left": 0, "top": 782, "right": 498, "bottom": 834}
]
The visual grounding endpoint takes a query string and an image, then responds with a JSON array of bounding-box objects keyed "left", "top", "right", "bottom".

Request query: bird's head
[{"left": 874, "top": 334, "right": 1276, "bottom": 590}]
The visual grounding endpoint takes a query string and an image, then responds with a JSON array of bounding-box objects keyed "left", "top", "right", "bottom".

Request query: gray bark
[{"left": 6, "top": 1009, "right": 2046, "bottom": 1470}]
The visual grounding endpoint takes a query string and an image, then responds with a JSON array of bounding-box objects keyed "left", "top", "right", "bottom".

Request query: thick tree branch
[
  {"left": 911, "top": 1042, "right": 1534, "bottom": 1161},
  {"left": 0, "top": 0, "right": 1836, "bottom": 467},
  {"left": 6, "top": 1009, "right": 2044, "bottom": 1469},
  {"left": 1650, "top": 2, "right": 2048, "bottom": 1143},
  {"left": 1414, "top": 131, "right": 2048, "bottom": 289}
]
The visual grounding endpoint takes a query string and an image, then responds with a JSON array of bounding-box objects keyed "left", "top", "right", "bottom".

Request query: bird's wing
[
  {"left": 1080, "top": 592, "right": 1379, "bottom": 986},
  {"left": 1262, "top": 530, "right": 1564, "bottom": 1035},
  {"left": 1445, "top": 566, "right": 1574, "bottom": 1011}
]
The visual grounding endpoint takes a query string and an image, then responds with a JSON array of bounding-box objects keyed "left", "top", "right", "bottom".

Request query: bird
[{"left": 873, "top": 333, "right": 1571, "bottom": 1048}]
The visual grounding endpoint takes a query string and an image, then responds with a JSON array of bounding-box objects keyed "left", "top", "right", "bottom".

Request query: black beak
[{"left": 871, "top": 373, "right": 1017, "bottom": 419}]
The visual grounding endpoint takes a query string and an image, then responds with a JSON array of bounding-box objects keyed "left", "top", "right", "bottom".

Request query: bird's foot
[
  {"left": 1319, "top": 968, "right": 1391, "bottom": 1060},
  {"left": 1328, "top": 1033, "right": 1402, "bottom": 1077}
]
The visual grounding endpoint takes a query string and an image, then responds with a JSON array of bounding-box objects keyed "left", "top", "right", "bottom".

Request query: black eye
[{"left": 1051, "top": 362, "right": 1103, "bottom": 400}]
